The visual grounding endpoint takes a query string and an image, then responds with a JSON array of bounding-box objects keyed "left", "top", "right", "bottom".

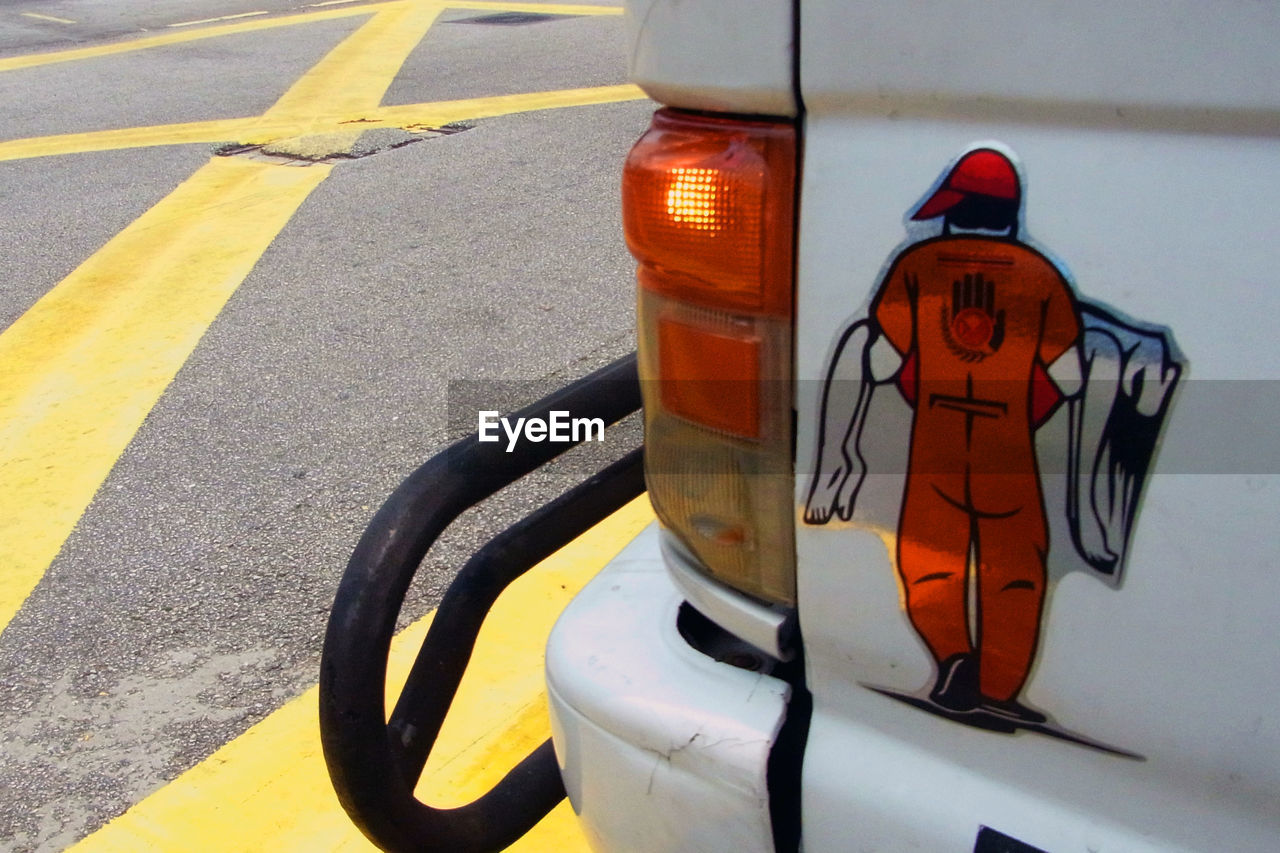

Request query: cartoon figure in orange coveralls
[{"left": 805, "top": 145, "right": 1183, "bottom": 734}]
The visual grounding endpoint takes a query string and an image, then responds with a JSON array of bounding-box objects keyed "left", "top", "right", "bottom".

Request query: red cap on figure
[{"left": 912, "top": 149, "right": 1020, "bottom": 220}]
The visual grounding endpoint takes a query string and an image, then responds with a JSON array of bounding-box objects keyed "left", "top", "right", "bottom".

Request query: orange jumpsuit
[{"left": 872, "top": 235, "right": 1080, "bottom": 702}]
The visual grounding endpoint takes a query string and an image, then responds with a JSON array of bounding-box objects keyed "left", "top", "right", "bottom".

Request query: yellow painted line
[
  {"left": 0, "top": 116, "right": 290, "bottom": 162},
  {"left": 0, "top": 84, "right": 649, "bottom": 162},
  {"left": 0, "top": 0, "right": 620, "bottom": 73},
  {"left": 0, "top": 1, "right": 447, "bottom": 633},
  {"left": 265, "top": 1, "right": 444, "bottom": 123},
  {"left": 20, "top": 11, "right": 77, "bottom": 24},
  {"left": 69, "top": 498, "right": 655, "bottom": 852},
  {"left": 167, "top": 10, "right": 269, "bottom": 27},
  {"left": 0, "top": 158, "right": 331, "bottom": 636},
  {"left": 0, "top": 2, "right": 402, "bottom": 72},
  {"left": 376, "top": 83, "right": 647, "bottom": 126},
  {"left": 261, "top": 0, "right": 446, "bottom": 155}
]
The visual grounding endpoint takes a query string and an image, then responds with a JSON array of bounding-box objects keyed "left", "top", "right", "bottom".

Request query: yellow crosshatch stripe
[
  {"left": 377, "top": 84, "right": 646, "bottom": 125},
  {"left": 0, "top": 85, "right": 647, "bottom": 162},
  {"left": 0, "top": 0, "right": 645, "bottom": 844},
  {"left": 20, "top": 11, "right": 77, "bottom": 24},
  {"left": 167, "top": 11, "right": 270, "bottom": 27},
  {"left": 265, "top": 0, "right": 444, "bottom": 122},
  {"left": 0, "top": 0, "right": 455, "bottom": 634},
  {"left": 0, "top": 117, "right": 295, "bottom": 162},
  {"left": 68, "top": 499, "right": 654, "bottom": 853},
  {"left": 0, "top": 3, "right": 401, "bottom": 73},
  {"left": 0, "top": 1, "right": 622, "bottom": 74},
  {"left": 0, "top": 157, "right": 332, "bottom": 636},
  {"left": 0, "top": 0, "right": 645, "bottom": 635}
]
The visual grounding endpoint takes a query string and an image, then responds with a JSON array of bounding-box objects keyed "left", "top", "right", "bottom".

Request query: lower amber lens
[
  {"left": 638, "top": 289, "right": 796, "bottom": 607},
  {"left": 658, "top": 318, "right": 761, "bottom": 439}
]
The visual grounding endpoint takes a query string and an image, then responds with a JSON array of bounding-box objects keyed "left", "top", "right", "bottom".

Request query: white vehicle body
[{"left": 547, "top": 2, "right": 1280, "bottom": 850}]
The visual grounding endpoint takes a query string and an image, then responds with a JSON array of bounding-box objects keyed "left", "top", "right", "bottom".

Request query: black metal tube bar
[
  {"left": 389, "top": 448, "right": 646, "bottom": 779},
  {"left": 319, "top": 354, "right": 642, "bottom": 853}
]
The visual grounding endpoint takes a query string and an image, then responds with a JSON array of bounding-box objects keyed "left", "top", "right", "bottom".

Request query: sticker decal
[{"left": 804, "top": 144, "right": 1183, "bottom": 752}]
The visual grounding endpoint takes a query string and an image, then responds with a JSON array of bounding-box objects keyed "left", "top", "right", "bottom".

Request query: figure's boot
[{"left": 929, "top": 652, "right": 980, "bottom": 712}]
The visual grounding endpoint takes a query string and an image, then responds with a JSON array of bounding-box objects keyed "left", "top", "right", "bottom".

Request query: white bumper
[{"left": 545, "top": 523, "right": 791, "bottom": 853}]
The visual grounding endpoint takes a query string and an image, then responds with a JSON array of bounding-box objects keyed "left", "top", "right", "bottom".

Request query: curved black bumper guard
[{"left": 319, "top": 354, "right": 644, "bottom": 853}]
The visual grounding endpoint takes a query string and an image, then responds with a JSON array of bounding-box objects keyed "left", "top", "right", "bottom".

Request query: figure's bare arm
[
  {"left": 806, "top": 260, "right": 912, "bottom": 524},
  {"left": 805, "top": 325, "right": 904, "bottom": 524},
  {"left": 805, "top": 322, "right": 872, "bottom": 524},
  {"left": 827, "top": 334, "right": 904, "bottom": 518}
]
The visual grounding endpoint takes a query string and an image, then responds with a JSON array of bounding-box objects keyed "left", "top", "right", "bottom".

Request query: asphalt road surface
[{"left": 0, "top": 1, "right": 652, "bottom": 848}]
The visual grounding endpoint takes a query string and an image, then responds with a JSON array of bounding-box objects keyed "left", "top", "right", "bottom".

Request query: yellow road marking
[
  {"left": 0, "top": 117, "right": 282, "bottom": 161},
  {"left": 0, "top": 84, "right": 648, "bottom": 162},
  {"left": 379, "top": 83, "right": 646, "bottom": 126},
  {"left": 0, "top": 1, "right": 621, "bottom": 74},
  {"left": 265, "top": 0, "right": 443, "bottom": 123},
  {"left": 69, "top": 498, "right": 655, "bottom": 852},
  {"left": 167, "top": 10, "right": 269, "bottom": 27},
  {"left": 20, "top": 11, "right": 77, "bottom": 24},
  {"left": 0, "top": 1, "right": 457, "bottom": 634},
  {"left": 0, "top": 0, "right": 646, "bottom": 634},
  {"left": 0, "top": 2, "right": 400, "bottom": 73},
  {"left": 3, "top": 0, "right": 649, "bottom": 844},
  {"left": 2, "top": 0, "right": 649, "bottom": 844},
  {"left": 0, "top": 158, "right": 331, "bottom": 636}
]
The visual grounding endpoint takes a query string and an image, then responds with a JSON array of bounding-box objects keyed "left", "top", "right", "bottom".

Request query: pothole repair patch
[
  {"left": 215, "top": 124, "right": 472, "bottom": 165},
  {"left": 446, "top": 12, "right": 571, "bottom": 26}
]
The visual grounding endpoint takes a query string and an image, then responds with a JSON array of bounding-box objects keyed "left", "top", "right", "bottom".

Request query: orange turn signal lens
[
  {"left": 657, "top": 318, "right": 761, "bottom": 439},
  {"left": 623, "top": 109, "right": 795, "bottom": 316}
]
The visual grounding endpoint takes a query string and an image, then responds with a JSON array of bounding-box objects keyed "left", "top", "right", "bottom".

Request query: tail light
[{"left": 622, "top": 108, "right": 797, "bottom": 607}]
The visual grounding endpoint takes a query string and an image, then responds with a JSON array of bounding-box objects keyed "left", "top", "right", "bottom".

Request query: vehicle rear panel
[{"left": 795, "top": 2, "right": 1280, "bottom": 850}]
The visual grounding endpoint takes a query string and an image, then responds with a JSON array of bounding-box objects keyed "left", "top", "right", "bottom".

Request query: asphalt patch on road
[
  {"left": 446, "top": 12, "right": 575, "bottom": 27},
  {"left": 214, "top": 125, "right": 473, "bottom": 165}
]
